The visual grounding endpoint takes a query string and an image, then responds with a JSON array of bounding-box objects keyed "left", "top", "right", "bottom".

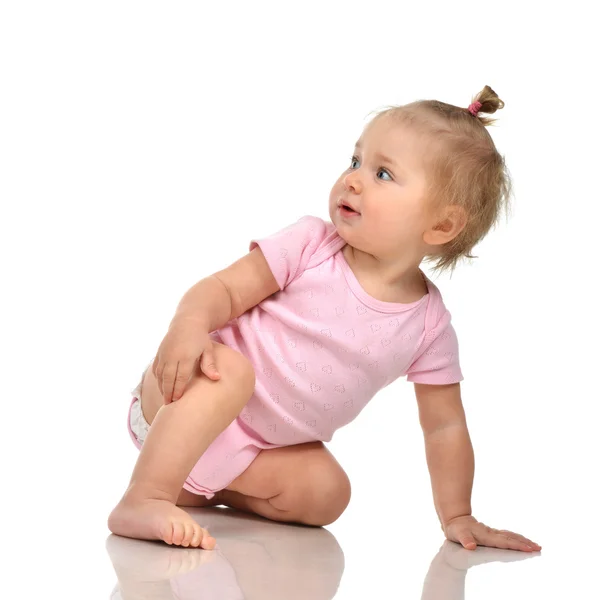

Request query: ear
[{"left": 423, "top": 205, "right": 468, "bottom": 246}]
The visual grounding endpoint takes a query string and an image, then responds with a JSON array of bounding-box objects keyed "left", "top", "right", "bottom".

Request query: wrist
[{"left": 441, "top": 510, "right": 473, "bottom": 531}]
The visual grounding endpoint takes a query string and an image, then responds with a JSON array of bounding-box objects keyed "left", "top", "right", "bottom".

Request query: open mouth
[{"left": 340, "top": 203, "right": 360, "bottom": 215}]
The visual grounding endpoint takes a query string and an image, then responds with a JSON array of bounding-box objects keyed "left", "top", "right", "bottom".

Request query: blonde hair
[{"left": 368, "top": 85, "right": 513, "bottom": 277}]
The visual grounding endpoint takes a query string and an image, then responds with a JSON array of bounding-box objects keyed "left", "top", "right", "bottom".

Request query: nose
[{"left": 343, "top": 170, "right": 362, "bottom": 193}]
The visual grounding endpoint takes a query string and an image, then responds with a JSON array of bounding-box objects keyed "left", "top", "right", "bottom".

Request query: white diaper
[
  {"left": 129, "top": 360, "right": 153, "bottom": 444},
  {"left": 129, "top": 397, "right": 149, "bottom": 443}
]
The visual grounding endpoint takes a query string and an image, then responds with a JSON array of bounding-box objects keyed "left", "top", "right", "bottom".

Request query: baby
[{"left": 108, "top": 85, "right": 541, "bottom": 553}]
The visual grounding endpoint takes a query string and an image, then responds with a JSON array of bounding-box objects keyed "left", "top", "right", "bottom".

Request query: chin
[{"left": 331, "top": 218, "right": 351, "bottom": 245}]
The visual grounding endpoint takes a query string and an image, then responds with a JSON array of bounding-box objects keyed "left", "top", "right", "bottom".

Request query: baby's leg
[{"left": 108, "top": 342, "right": 255, "bottom": 549}]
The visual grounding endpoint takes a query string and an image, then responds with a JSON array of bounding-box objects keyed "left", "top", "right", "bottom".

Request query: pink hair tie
[{"left": 468, "top": 101, "right": 482, "bottom": 117}]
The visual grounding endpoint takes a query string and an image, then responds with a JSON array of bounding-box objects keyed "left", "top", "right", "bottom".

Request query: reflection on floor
[{"left": 106, "top": 506, "right": 538, "bottom": 599}]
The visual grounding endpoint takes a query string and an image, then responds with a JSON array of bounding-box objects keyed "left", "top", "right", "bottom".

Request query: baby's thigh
[{"left": 140, "top": 341, "right": 255, "bottom": 426}]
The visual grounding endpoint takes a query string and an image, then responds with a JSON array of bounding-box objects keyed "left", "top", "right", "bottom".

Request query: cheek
[
  {"left": 329, "top": 180, "right": 341, "bottom": 200},
  {"left": 331, "top": 170, "right": 351, "bottom": 193},
  {"left": 373, "top": 206, "right": 423, "bottom": 238}
]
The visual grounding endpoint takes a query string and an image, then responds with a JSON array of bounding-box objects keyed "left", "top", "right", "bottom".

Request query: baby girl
[{"left": 108, "top": 85, "right": 542, "bottom": 553}]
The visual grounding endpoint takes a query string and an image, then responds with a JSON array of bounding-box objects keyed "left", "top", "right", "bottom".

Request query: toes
[
  {"left": 162, "top": 520, "right": 195, "bottom": 547},
  {"left": 191, "top": 524, "right": 202, "bottom": 548},
  {"left": 202, "top": 528, "right": 216, "bottom": 550},
  {"left": 171, "top": 521, "right": 185, "bottom": 545},
  {"left": 181, "top": 522, "right": 193, "bottom": 547},
  {"left": 161, "top": 520, "right": 174, "bottom": 545},
  {"left": 159, "top": 513, "right": 215, "bottom": 549}
]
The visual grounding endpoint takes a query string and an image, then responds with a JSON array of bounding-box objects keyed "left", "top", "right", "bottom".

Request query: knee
[
  {"left": 212, "top": 342, "right": 256, "bottom": 398},
  {"left": 302, "top": 468, "right": 352, "bottom": 527},
  {"left": 176, "top": 343, "right": 255, "bottom": 414}
]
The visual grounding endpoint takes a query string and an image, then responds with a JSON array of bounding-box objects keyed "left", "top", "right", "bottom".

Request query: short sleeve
[
  {"left": 249, "top": 215, "right": 329, "bottom": 291},
  {"left": 406, "top": 313, "right": 464, "bottom": 385}
]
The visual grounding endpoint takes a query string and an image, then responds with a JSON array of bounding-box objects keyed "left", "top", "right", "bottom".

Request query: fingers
[
  {"left": 474, "top": 525, "right": 541, "bottom": 552},
  {"left": 160, "top": 362, "right": 177, "bottom": 405},
  {"left": 497, "top": 529, "right": 541, "bottom": 552},
  {"left": 168, "top": 361, "right": 196, "bottom": 404},
  {"left": 457, "top": 530, "right": 478, "bottom": 550},
  {"left": 152, "top": 358, "right": 162, "bottom": 395},
  {"left": 170, "top": 361, "right": 196, "bottom": 403},
  {"left": 156, "top": 357, "right": 220, "bottom": 405},
  {"left": 200, "top": 349, "right": 221, "bottom": 381},
  {"left": 157, "top": 361, "right": 186, "bottom": 405},
  {"left": 452, "top": 522, "right": 542, "bottom": 553}
]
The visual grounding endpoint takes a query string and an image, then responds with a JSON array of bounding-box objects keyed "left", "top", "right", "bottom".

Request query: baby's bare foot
[{"left": 108, "top": 495, "right": 216, "bottom": 549}]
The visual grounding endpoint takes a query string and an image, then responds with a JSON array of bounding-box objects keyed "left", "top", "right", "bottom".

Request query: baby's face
[{"left": 328, "top": 115, "right": 435, "bottom": 261}]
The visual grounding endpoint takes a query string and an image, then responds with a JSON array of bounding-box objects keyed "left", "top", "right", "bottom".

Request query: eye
[{"left": 349, "top": 156, "right": 393, "bottom": 181}]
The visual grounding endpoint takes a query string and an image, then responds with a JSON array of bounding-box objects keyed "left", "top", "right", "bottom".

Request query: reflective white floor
[
  {"left": 4, "top": 488, "right": 590, "bottom": 599},
  {"left": 97, "top": 502, "right": 587, "bottom": 599}
]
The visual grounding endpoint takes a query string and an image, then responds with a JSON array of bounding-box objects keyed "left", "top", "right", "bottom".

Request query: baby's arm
[
  {"left": 415, "top": 382, "right": 542, "bottom": 552},
  {"left": 414, "top": 382, "right": 473, "bottom": 531},
  {"left": 156, "top": 245, "right": 282, "bottom": 403},
  {"left": 169, "top": 246, "right": 281, "bottom": 332}
]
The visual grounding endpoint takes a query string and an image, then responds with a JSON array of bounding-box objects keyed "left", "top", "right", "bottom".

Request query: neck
[{"left": 343, "top": 244, "right": 427, "bottom": 294}]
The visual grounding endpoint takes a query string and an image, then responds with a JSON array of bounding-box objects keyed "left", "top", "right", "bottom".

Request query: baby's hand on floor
[{"left": 443, "top": 515, "right": 541, "bottom": 552}]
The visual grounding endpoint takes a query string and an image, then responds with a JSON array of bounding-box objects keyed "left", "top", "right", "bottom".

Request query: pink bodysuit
[{"left": 127, "top": 215, "right": 464, "bottom": 498}]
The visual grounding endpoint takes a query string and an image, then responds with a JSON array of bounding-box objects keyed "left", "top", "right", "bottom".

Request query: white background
[{"left": 1, "top": 1, "right": 593, "bottom": 598}]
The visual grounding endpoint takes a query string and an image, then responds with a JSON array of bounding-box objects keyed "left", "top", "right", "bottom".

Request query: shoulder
[
  {"left": 296, "top": 215, "right": 335, "bottom": 238},
  {"left": 248, "top": 215, "right": 339, "bottom": 291},
  {"left": 266, "top": 215, "right": 332, "bottom": 242},
  {"left": 290, "top": 215, "right": 342, "bottom": 259}
]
